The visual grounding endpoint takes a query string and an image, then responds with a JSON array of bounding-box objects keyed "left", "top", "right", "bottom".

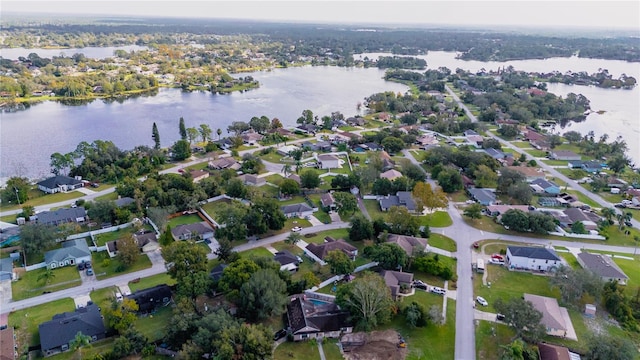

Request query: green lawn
[
  {"left": 313, "top": 210, "right": 332, "bottom": 224},
  {"left": 526, "top": 149, "right": 548, "bottom": 158},
  {"left": 321, "top": 339, "right": 343, "bottom": 360},
  {"left": 167, "top": 214, "right": 202, "bottom": 227},
  {"left": 474, "top": 266, "right": 559, "bottom": 313},
  {"left": 94, "top": 226, "right": 140, "bottom": 247},
  {"left": 95, "top": 191, "right": 119, "bottom": 201},
  {"left": 363, "top": 199, "right": 387, "bottom": 220},
  {"left": 541, "top": 160, "right": 570, "bottom": 166},
  {"left": 9, "top": 298, "right": 75, "bottom": 346},
  {"left": 612, "top": 255, "right": 640, "bottom": 291},
  {"left": 47, "top": 338, "right": 116, "bottom": 360},
  {"left": 274, "top": 340, "right": 321, "bottom": 360},
  {"left": 304, "top": 229, "right": 350, "bottom": 244},
  {"left": 278, "top": 195, "right": 308, "bottom": 206},
  {"left": 419, "top": 211, "right": 453, "bottom": 228},
  {"left": 475, "top": 320, "right": 516, "bottom": 360},
  {"left": 135, "top": 305, "right": 173, "bottom": 341},
  {"left": 511, "top": 141, "right": 533, "bottom": 149},
  {"left": 564, "top": 190, "right": 601, "bottom": 208},
  {"left": 0, "top": 190, "right": 84, "bottom": 212},
  {"left": 12, "top": 266, "right": 81, "bottom": 300},
  {"left": 92, "top": 251, "right": 152, "bottom": 280},
  {"left": 129, "top": 272, "right": 176, "bottom": 292},
  {"left": 447, "top": 191, "right": 469, "bottom": 203},
  {"left": 90, "top": 286, "right": 119, "bottom": 312},
  {"left": 557, "top": 251, "right": 580, "bottom": 269},
  {"left": 428, "top": 234, "right": 457, "bottom": 252},
  {"left": 0, "top": 213, "right": 18, "bottom": 224},
  {"left": 265, "top": 173, "right": 285, "bottom": 186},
  {"left": 240, "top": 247, "right": 274, "bottom": 259},
  {"left": 259, "top": 151, "right": 285, "bottom": 163},
  {"left": 256, "top": 184, "right": 280, "bottom": 198}
]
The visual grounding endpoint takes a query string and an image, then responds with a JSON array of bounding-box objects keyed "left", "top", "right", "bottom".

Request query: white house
[
  {"left": 506, "top": 246, "right": 562, "bottom": 272},
  {"left": 37, "top": 175, "right": 84, "bottom": 194},
  {"left": 281, "top": 203, "right": 316, "bottom": 218},
  {"left": 316, "top": 154, "right": 341, "bottom": 169}
]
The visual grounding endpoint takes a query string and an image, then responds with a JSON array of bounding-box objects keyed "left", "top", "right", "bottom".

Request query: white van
[{"left": 430, "top": 286, "right": 446, "bottom": 295}]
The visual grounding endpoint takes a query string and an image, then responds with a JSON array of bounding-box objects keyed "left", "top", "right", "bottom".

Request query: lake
[{"left": 1, "top": 50, "right": 639, "bottom": 183}]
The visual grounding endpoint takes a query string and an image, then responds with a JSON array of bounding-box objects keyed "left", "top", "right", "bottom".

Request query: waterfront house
[
  {"left": 37, "top": 175, "right": 84, "bottom": 194},
  {"left": 549, "top": 150, "right": 581, "bottom": 161}
]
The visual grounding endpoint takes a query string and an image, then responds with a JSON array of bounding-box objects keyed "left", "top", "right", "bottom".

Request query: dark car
[
  {"left": 496, "top": 313, "right": 506, "bottom": 321},
  {"left": 85, "top": 262, "right": 92, "bottom": 269},
  {"left": 624, "top": 221, "right": 633, "bottom": 227},
  {"left": 77, "top": 262, "right": 85, "bottom": 271},
  {"left": 274, "top": 329, "right": 287, "bottom": 341}
]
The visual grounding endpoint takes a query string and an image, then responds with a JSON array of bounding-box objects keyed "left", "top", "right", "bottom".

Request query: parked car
[
  {"left": 86, "top": 268, "right": 94, "bottom": 276},
  {"left": 115, "top": 292, "right": 123, "bottom": 302},
  {"left": 77, "top": 262, "right": 85, "bottom": 271},
  {"left": 496, "top": 313, "right": 506, "bottom": 321},
  {"left": 291, "top": 226, "right": 302, "bottom": 232},
  {"left": 473, "top": 242, "right": 479, "bottom": 249},
  {"left": 476, "top": 296, "right": 488, "bottom": 306},
  {"left": 412, "top": 280, "right": 427, "bottom": 291},
  {"left": 274, "top": 329, "right": 287, "bottom": 341},
  {"left": 84, "top": 262, "right": 92, "bottom": 269},
  {"left": 430, "top": 287, "right": 446, "bottom": 295}
]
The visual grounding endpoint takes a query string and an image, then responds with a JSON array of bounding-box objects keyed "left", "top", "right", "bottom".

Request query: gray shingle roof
[
  {"left": 507, "top": 246, "right": 561, "bottom": 261},
  {"left": 577, "top": 252, "right": 628, "bottom": 280},
  {"left": 37, "top": 207, "right": 86, "bottom": 226},
  {"left": 44, "top": 239, "right": 91, "bottom": 264},
  {"left": 39, "top": 304, "right": 105, "bottom": 352},
  {"left": 281, "top": 203, "right": 313, "bottom": 215},
  {"left": 171, "top": 222, "right": 214, "bottom": 239},
  {"left": 37, "top": 175, "right": 82, "bottom": 190},
  {"left": 468, "top": 188, "right": 496, "bottom": 204},
  {"left": 274, "top": 250, "right": 299, "bottom": 266}
]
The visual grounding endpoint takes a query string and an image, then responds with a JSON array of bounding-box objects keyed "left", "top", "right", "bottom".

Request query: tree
[
  {"left": 179, "top": 117, "right": 187, "bottom": 140},
  {"left": 178, "top": 270, "right": 212, "bottom": 299},
  {"left": 105, "top": 298, "right": 139, "bottom": 334},
  {"left": 364, "top": 243, "right": 408, "bottom": 270},
  {"left": 412, "top": 181, "right": 448, "bottom": 213},
  {"left": 285, "top": 232, "right": 302, "bottom": 245},
  {"left": 216, "top": 323, "right": 273, "bottom": 360},
  {"left": 186, "top": 127, "right": 199, "bottom": 144},
  {"left": 381, "top": 136, "right": 405, "bottom": 153},
  {"left": 251, "top": 198, "right": 286, "bottom": 231},
  {"left": 296, "top": 109, "right": 315, "bottom": 124},
  {"left": 497, "top": 124, "right": 519, "bottom": 138},
  {"left": 463, "top": 203, "right": 483, "bottom": 219},
  {"left": 500, "top": 209, "right": 530, "bottom": 232},
  {"left": 507, "top": 182, "right": 533, "bottom": 204},
  {"left": 172, "top": 139, "right": 191, "bottom": 161},
  {"left": 601, "top": 207, "right": 616, "bottom": 225},
  {"left": 279, "top": 178, "right": 300, "bottom": 196},
  {"left": 300, "top": 169, "right": 320, "bottom": 189},
  {"left": 249, "top": 116, "right": 270, "bottom": 134},
  {"left": 69, "top": 331, "right": 92, "bottom": 360},
  {"left": 38, "top": 268, "right": 56, "bottom": 285},
  {"left": 607, "top": 154, "right": 630, "bottom": 174},
  {"left": 551, "top": 266, "right": 603, "bottom": 308},
  {"left": 214, "top": 238, "right": 237, "bottom": 262},
  {"left": 239, "top": 269, "right": 288, "bottom": 321},
  {"left": 564, "top": 130, "right": 582, "bottom": 143},
  {"left": 152, "top": 122, "right": 161, "bottom": 150},
  {"left": 199, "top": 124, "right": 212, "bottom": 143},
  {"left": 227, "top": 121, "right": 251, "bottom": 136},
  {"left": 387, "top": 206, "right": 420, "bottom": 236},
  {"left": 225, "top": 178, "right": 248, "bottom": 198},
  {"left": 404, "top": 301, "right": 428, "bottom": 328},
  {"left": 336, "top": 272, "right": 394, "bottom": 331},
  {"left": 162, "top": 240, "right": 209, "bottom": 283},
  {"left": 117, "top": 234, "right": 140, "bottom": 267},
  {"left": 271, "top": 118, "right": 283, "bottom": 129},
  {"left": 474, "top": 165, "right": 498, "bottom": 188},
  {"left": 1, "top": 176, "right": 30, "bottom": 205},
  {"left": 549, "top": 134, "right": 563, "bottom": 149},
  {"left": 349, "top": 214, "right": 374, "bottom": 241},
  {"left": 147, "top": 206, "right": 173, "bottom": 232},
  {"left": 325, "top": 250, "right": 355, "bottom": 276},
  {"left": 497, "top": 168, "right": 526, "bottom": 194},
  {"left": 216, "top": 128, "right": 222, "bottom": 140},
  {"left": 334, "top": 192, "right": 358, "bottom": 217},
  {"left": 240, "top": 153, "right": 264, "bottom": 174},
  {"left": 50, "top": 152, "right": 73, "bottom": 176},
  {"left": 217, "top": 258, "right": 261, "bottom": 300},
  {"left": 436, "top": 167, "right": 463, "bottom": 193},
  {"left": 20, "top": 223, "right": 56, "bottom": 262},
  {"left": 585, "top": 333, "right": 636, "bottom": 360},
  {"left": 493, "top": 297, "right": 546, "bottom": 343},
  {"left": 113, "top": 328, "right": 149, "bottom": 358},
  {"left": 571, "top": 221, "right": 587, "bottom": 234}
]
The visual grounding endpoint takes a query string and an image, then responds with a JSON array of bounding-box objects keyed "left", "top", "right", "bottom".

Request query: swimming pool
[
  {"left": 0, "top": 234, "right": 19, "bottom": 247},
  {"left": 309, "top": 298, "right": 332, "bottom": 306}
]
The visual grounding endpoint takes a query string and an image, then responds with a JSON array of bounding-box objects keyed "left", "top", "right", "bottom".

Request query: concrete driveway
[{"left": 0, "top": 280, "right": 12, "bottom": 305}]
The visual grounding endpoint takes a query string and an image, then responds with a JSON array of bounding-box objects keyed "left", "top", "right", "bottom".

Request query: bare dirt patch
[{"left": 342, "top": 330, "right": 407, "bottom": 360}]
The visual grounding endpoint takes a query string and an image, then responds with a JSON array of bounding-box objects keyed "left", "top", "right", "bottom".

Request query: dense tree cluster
[
  {"left": 499, "top": 209, "right": 557, "bottom": 234},
  {"left": 376, "top": 56, "right": 426, "bottom": 69}
]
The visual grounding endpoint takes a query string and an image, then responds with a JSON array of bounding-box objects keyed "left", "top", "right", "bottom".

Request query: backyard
[
  {"left": 129, "top": 272, "right": 176, "bottom": 292},
  {"left": 475, "top": 321, "right": 515, "bottom": 360},
  {"left": 167, "top": 213, "right": 203, "bottom": 228},
  {"left": 92, "top": 251, "right": 152, "bottom": 280},
  {"left": 12, "top": 266, "right": 81, "bottom": 300}
]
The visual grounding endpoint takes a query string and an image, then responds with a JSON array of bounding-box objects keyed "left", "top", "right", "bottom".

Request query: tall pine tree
[
  {"left": 179, "top": 117, "right": 187, "bottom": 140},
  {"left": 152, "top": 122, "right": 161, "bottom": 149}
]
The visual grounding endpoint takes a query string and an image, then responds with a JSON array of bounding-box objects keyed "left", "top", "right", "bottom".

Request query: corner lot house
[
  {"left": 36, "top": 207, "right": 87, "bottom": 226},
  {"left": 577, "top": 252, "right": 629, "bottom": 285},
  {"left": 45, "top": 239, "right": 92, "bottom": 269},
  {"left": 286, "top": 295, "right": 352, "bottom": 341},
  {"left": 467, "top": 188, "right": 497, "bottom": 206},
  {"left": 379, "top": 191, "right": 418, "bottom": 213},
  {"left": 37, "top": 175, "right": 84, "bottom": 194},
  {"left": 506, "top": 246, "right": 562, "bottom": 272},
  {"left": 39, "top": 304, "right": 105, "bottom": 357},
  {"left": 171, "top": 222, "right": 214, "bottom": 242},
  {"left": 385, "top": 234, "right": 427, "bottom": 257},
  {"left": 281, "top": 203, "right": 316, "bottom": 219},
  {"left": 524, "top": 294, "right": 568, "bottom": 337},
  {"left": 381, "top": 270, "right": 414, "bottom": 300}
]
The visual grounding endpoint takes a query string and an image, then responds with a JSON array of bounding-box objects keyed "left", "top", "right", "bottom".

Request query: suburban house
[
  {"left": 379, "top": 169, "right": 403, "bottom": 181},
  {"left": 241, "top": 131, "right": 263, "bottom": 145},
  {"left": 320, "top": 192, "right": 336, "bottom": 211},
  {"left": 277, "top": 145, "right": 301, "bottom": 156},
  {"left": 286, "top": 295, "right": 353, "bottom": 341},
  {"left": 125, "top": 284, "right": 173, "bottom": 313},
  {"left": 523, "top": 294, "right": 568, "bottom": 337},
  {"left": 483, "top": 148, "right": 514, "bottom": 165},
  {"left": 36, "top": 207, "right": 87, "bottom": 226},
  {"left": 416, "top": 134, "right": 439, "bottom": 148},
  {"left": 379, "top": 191, "right": 418, "bottom": 212},
  {"left": 208, "top": 157, "right": 240, "bottom": 170},
  {"left": 45, "top": 239, "right": 92, "bottom": 269},
  {"left": 317, "top": 154, "right": 341, "bottom": 169},
  {"left": 506, "top": 246, "right": 562, "bottom": 272},
  {"left": 189, "top": 170, "right": 210, "bottom": 183},
  {"left": 464, "top": 129, "right": 483, "bottom": 147},
  {"left": 302, "top": 141, "right": 332, "bottom": 152},
  {"left": 39, "top": 304, "right": 106, "bottom": 357},
  {"left": 361, "top": 142, "right": 383, "bottom": 151},
  {"left": 346, "top": 116, "right": 365, "bottom": 126},
  {"left": 485, "top": 205, "right": 530, "bottom": 218},
  {"left": 581, "top": 160, "right": 605, "bottom": 173},
  {"left": 268, "top": 127, "right": 293, "bottom": 137},
  {"left": 549, "top": 150, "right": 581, "bottom": 161},
  {"left": 506, "top": 166, "right": 546, "bottom": 182},
  {"left": 385, "top": 234, "right": 428, "bottom": 257},
  {"left": 281, "top": 203, "right": 316, "bottom": 219},
  {"left": 0, "top": 326, "right": 16, "bottom": 360},
  {"left": 467, "top": 188, "right": 497, "bottom": 206},
  {"left": 214, "top": 138, "right": 234, "bottom": 150},
  {"left": 557, "top": 208, "right": 600, "bottom": 231},
  {"left": 274, "top": 250, "right": 300, "bottom": 272},
  {"left": 607, "top": 177, "right": 628, "bottom": 189},
  {"left": 296, "top": 124, "right": 318, "bottom": 135},
  {"left": 524, "top": 129, "right": 550, "bottom": 150},
  {"left": 381, "top": 270, "right": 414, "bottom": 299},
  {"left": 530, "top": 178, "right": 561, "bottom": 195},
  {"left": 106, "top": 230, "right": 159, "bottom": 258},
  {"left": 171, "top": 222, "right": 215, "bottom": 242},
  {"left": 37, "top": 175, "right": 84, "bottom": 194},
  {"left": 537, "top": 343, "right": 580, "bottom": 360},
  {"left": 379, "top": 151, "right": 396, "bottom": 171},
  {"left": 306, "top": 237, "right": 358, "bottom": 262},
  {"left": 0, "top": 257, "right": 15, "bottom": 281},
  {"left": 238, "top": 174, "right": 266, "bottom": 186},
  {"left": 568, "top": 160, "right": 584, "bottom": 169},
  {"left": 577, "top": 252, "right": 629, "bottom": 285}
]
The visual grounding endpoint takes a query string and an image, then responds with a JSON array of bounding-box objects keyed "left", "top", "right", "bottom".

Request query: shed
[{"left": 584, "top": 304, "right": 596, "bottom": 318}]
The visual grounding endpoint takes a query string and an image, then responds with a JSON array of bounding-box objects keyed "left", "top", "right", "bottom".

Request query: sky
[{"left": 2, "top": 0, "right": 640, "bottom": 30}]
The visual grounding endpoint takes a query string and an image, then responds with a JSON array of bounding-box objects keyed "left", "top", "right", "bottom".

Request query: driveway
[{"left": 0, "top": 280, "right": 12, "bottom": 305}]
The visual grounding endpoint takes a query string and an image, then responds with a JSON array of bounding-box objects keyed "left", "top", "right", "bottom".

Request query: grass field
[
  {"left": 475, "top": 320, "right": 515, "bottom": 360},
  {"left": 363, "top": 199, "right": 387, "bottom": 220},
  {"left": 129, "top": 272, "right": 176, "bottom": 292},
  {"left": 240, "top": 246, "right": 274, "bottom": 259},
  {"left": 419, "top": 211, "right": 453, "bottom": 228},
  {"left": 92, "top": 251, "right": 152, "bottom": 280},
  {"left": 511, "top": 141, "right": 534, "bottom": 149},
  {"left": 9, "top": 298, "right": 75, "bottom": 346},
  {"left": 167, "top": 214, "right": 202, "bottom": 227},
  {"left": 303, "top": 229, "right": 350, "bottom": 244},
  {"left": 322, "top": 339, "right": 343, "bottom": 360},
  {"left": 136, "top": 305, "right": 173, "bottom": 341},
  {"left": 274, "top": 340, "right": 322, "bottom": 360},
  {"left": 0, "top": 190, "right": 84, "bottom": 212},
  {"left": 557, "top": 251, "right": 580, "bottom": 269},
  {"left": 94, "top": 226, "right": 144, "bottom": 247},
  {"left": 12, "top": 266, "right": 81, "bottom": 300},
  {"left": 428, "top": 234, "right": 457, "bottom": 252}
]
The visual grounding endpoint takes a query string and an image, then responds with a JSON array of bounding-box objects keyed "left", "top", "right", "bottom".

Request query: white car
[
  {"left": 476, "top": 296, "right": 488, "bottom": 306},
  {"left": 291, "top": 226, "right": 302, "bottom": 232},
  {"left": 430, "top": 287, "right": 447, "bottom": 295}
]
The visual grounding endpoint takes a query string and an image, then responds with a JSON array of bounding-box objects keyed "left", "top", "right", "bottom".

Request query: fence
[{"left": 25, "top": 262, "right": 47, "bottom": 271}]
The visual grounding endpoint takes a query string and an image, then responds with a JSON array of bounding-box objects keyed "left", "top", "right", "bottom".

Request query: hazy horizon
[{"left": 3, "top": 1, "right": 639, "bottom": 32}]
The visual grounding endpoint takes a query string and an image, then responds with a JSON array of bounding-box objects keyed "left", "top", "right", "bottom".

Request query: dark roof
[
  {"left": 577, "top": 252, "right": 628, "bottom": 280},
  {"left": 37, "top": 207, "right": 86, "bottom": 226},
  {"left": 210, "top": 263, "right": 229, "bottom": 281},
  {"left": 114, "top": 197, "right": 135, "bottom": 207},
  {"left": 171, "top": 222, "right": 214, "bottom": 239},
  {"left": 281, "top": 203, "right": 314, "bottom": 215},
  {"left": 582, "top": 160, "right": 603, "bottom": 169},
  {"left": 39, "top": 304, "right": 105, "bottom": 352},
  {"left": 37, "top": 175, "right": 82, "bottom": 189},
  {"left": 531, "top": 178, "right": 558, "bottom": 189},
  {"left": 538, "top": 343, "right": 571, "bottom": 360},
  {"left": 125, "top": 284, "right": 172, "bottom": 313},
  {"left": 306, "top": 237, "right": 357, "bottom": 260},
  {"left": 286, "top": 296, "right": 351, "bottom": 335},
  {"left": 379, "top": 191, "right": 417, "bottom": 211},
  {"left": 274, "top": 250, "right": 299, "bottom": 266},
  {"left": 507, "top": 246, "right": 561, "bottom": 261},
  {"left": 468, "top": 188, "right": 496, "bottom": 204}
]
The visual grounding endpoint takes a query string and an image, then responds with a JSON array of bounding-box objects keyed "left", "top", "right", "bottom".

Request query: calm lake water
[{"left": 1, "top": 49, "right": 639, "bottom": 183}]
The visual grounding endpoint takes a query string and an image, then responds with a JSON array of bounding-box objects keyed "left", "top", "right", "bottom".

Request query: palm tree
[
  {"left": 217, "top": 128, "right": 222, "bottom": 140},
  {"left": 38, "top": 268, "right": 56, "bottom": 286},
  {"left": 282, "top": 164, "right": 292, "bottom": 177},
  {"left": 616, "top": 213, "right": 625, "bottom": 230},
  {"left": 601, "top": 207, "right": 616, "bottom": 225},
  {"left": 69, "top": 331, "right": 91, "bottom": 360}
]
